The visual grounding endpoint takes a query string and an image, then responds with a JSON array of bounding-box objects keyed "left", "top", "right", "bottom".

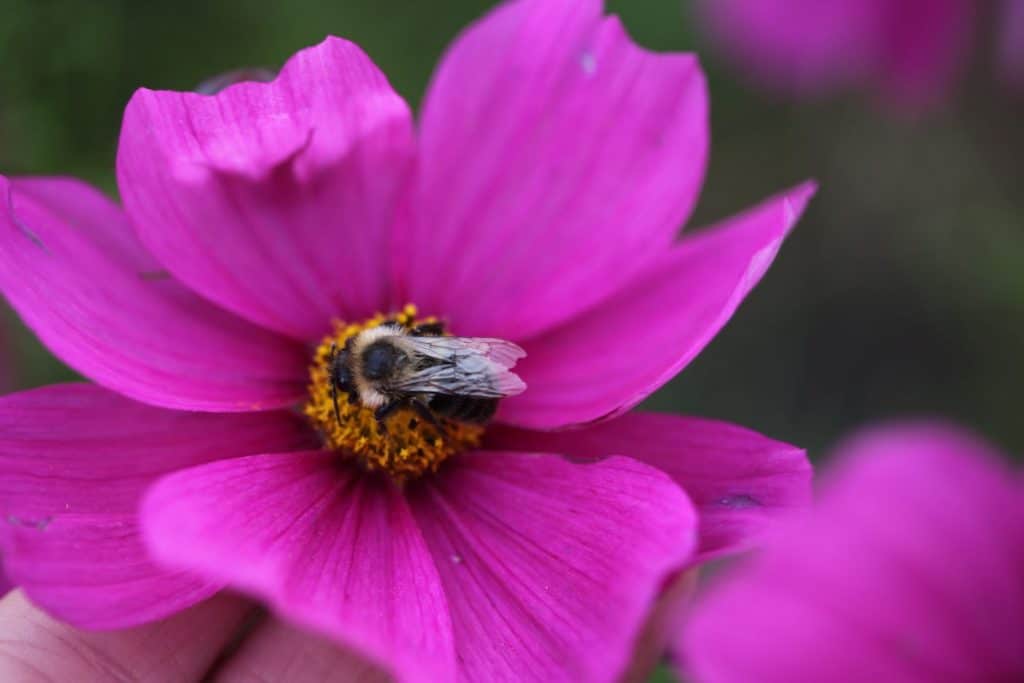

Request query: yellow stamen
[{"left": 304, "top": 304, "right": 483, "bottom": 482}]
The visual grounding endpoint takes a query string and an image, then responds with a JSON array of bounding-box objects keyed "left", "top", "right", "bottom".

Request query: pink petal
[
  {"left": 999, "top": 0, "right": 1024, "bottom": 89},
  {"left": 0, "top": 383, "right": 312, "bottom": 628},
  {"left": 681, "top": 423, "right": 1024, "bottom": 682},
  {"left": 395, "top": 0, "right": 708, "bottom": 340},
  {"left": 876, "top": 0, "right": 975, "bottom": 109},
  {"left": 500, "top": 182, "right": 815, "bottom": 429},
  {"left": 626, "top": 569, "right": 701, "bottom": 682},
  {"left": 141, "top": 451, "right": 455, "bottom": 683},
  {"left": 487, "top": 412, "right": 811, "bottom": 561},
  {"left": 695, "top": 0, "right": 973, "bottom": 110},
  {"left": 407, "top": 451, "right": 697, "bottom": 682},
  {"left": 0, "top": 383, "right": 313, "bottom": 515},
  {"left": 694, "top": 0, "right": 883, "bottom": 96},
  {"left": 3, "top": 515, "right": 220, "bottom": 631},
  {"left": 117, "top": 37, "right": 414, "bottom": 339},
  {"left": 0, "top": 176, "right": 306, "bottom": 412}
]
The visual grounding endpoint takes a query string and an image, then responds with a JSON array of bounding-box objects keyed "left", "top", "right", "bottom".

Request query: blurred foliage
[
  {"left": 2, "top": 0, "right": 1023, "bottom": 458},
  {"left": 2, "top": 0, "right": 1023, "bottom": 680}
]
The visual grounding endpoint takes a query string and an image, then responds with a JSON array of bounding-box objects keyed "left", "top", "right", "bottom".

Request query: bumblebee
[{"left": 328, "top": 319, "right": 526, "bottom": 432}]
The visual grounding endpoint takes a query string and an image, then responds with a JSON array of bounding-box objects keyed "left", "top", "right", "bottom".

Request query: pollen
[{"left": 304, "top": 305, "right": 483, "bottom": 482}]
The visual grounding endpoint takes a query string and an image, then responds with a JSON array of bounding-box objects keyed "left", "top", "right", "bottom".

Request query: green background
[{"left": 1, "top": 1, "right": 1022, "bottom": 678}]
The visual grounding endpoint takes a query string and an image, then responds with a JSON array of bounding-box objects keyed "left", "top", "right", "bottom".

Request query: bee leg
[
  {"left": 410, "top": 321, "right": 445, "bottom": 337},
  {"left": 411, "top": 400, "right": 448, "bottom": 441},
  {"left": 327, "top": 344, "right": 341, "bottom": 426},
  {"left": 330, "top": 380, "right": 342, "bottom": 427},
  {"left": 374, "top": 400, "right": 402, "bottom": 435}
]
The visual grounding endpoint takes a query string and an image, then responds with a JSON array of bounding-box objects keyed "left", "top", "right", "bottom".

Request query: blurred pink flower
[
  {"left": 0, "top": 0, "right": 814, "bottom": 680},
  {"left": 679, "top": 423, "right": 1024, "bottom": 682},
  {"left": 1000, "top": 0, "right": 1024, "bottom": 88},
  {"left": 695, "top": 0, "right": 976, "bottom": 109}
]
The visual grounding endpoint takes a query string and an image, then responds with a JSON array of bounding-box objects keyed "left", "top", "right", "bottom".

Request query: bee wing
[
  {"left": 389, "top": 336, "right": 527, "bottom": 398},
  {"left": 404, "top": 336, "right": 526, "bottom": 367}
]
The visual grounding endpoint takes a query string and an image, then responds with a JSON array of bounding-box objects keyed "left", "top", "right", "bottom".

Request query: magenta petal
[
  {"left": 408, "top": 451, "right": 697, "bottom": 682},
  {"left": 0, "top": 383, "right": 313, "bottom": 628},
  {"left": 0, "top": 383, "right": 314, "bottom": 515},
  {"left": 141, "top": 451, "right": 456, "bottom": 683},
  {"left": 396, "top": 0, "right": 709, "bottom": 340},
  {"left": 118, "top": 37, "right": 415, "bottom": 339},
  {"left": 696, "top": 0, "right": 973, "bottom": 109},
  {"left": 681, "top": 424, "right": 1024, "bottom": 682},
  {"left": 0, "top": 177, "right": 306, "bottom": 412},
  {"left": 501, "top": 182, "right": 815, "bottom": 429},
  {"left": 695, "top": 0, "right": 882, "bottom": 96},
  {"left": 1000, "top": 0, "right": 1024, "bottom": 89},
  {"left": 487, "top": 413, "right": 811, "bottom": 561},
  {"left": 3, "top": 515, "right": 220, "bottom": 630},
  {"left": 876, "top": 0, "right": 975, "bottom": 109}
]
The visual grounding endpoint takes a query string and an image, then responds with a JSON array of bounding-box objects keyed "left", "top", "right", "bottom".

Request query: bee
[{"left": 328, "top": 320, "right": 526, "bottom": 433}]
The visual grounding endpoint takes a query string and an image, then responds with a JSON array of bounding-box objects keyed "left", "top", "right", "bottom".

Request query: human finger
[{"left": 0, "top": 589, "right": 253, "bottom": 682}]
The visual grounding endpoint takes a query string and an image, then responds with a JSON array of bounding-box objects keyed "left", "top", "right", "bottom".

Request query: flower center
[{"left": 304, "top": 305, "right": 484, "bottom": 482}]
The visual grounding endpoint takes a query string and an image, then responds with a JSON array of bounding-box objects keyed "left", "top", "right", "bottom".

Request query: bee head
[{"left": 329, "top": 343, "right": 354, "bottom": 393}]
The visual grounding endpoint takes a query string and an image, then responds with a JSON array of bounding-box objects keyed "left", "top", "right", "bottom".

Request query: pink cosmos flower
[
  {"left": 679, "top": 423, "right": 1024, "bottom": 682},
  {"left": 694, "top": 0, "right": 977, "bottom": 109},
  {"left": 0, "top": 0, "right": 814, "bottom": 680},
  {"left": 1001, "top": 0, "right": 1024, "bottom": 88}
]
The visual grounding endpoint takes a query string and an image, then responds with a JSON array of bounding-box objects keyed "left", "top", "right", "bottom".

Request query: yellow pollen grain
[{"left": 304, "top": 304, "right": 483, "bottom": 482}]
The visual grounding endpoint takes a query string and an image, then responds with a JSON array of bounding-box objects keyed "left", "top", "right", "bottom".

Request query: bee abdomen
[{"left": 429, "top": 395, "right": 498, "bottom": 424}]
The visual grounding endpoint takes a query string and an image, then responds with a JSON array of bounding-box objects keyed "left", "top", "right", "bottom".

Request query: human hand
[{"left": 0, "top": 590, "right": 389, "bottom": 682}]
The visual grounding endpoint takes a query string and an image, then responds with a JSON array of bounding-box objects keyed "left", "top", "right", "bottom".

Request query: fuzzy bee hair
[{"left": 329, "top": 322, "right": 526, "bottom": 428}]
